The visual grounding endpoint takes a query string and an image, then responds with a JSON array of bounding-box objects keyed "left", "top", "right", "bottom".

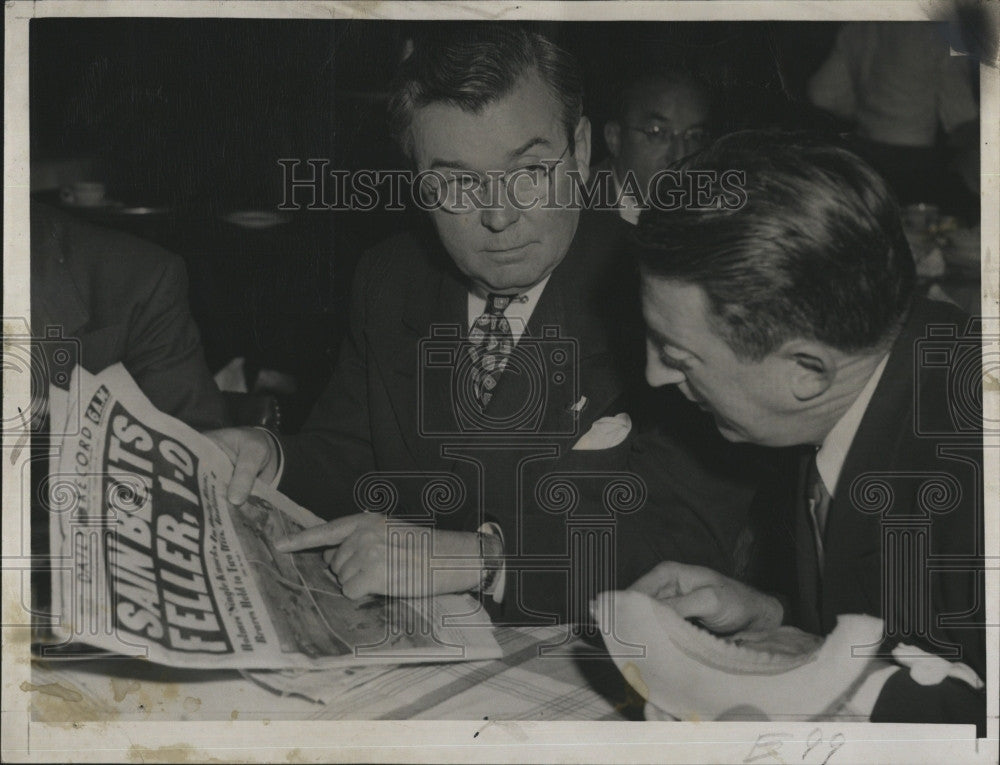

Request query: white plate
[
  {"left": 222, "top": 210, "right": 290, "bottom": 229},
  {"left": 118, "top": 206, "right": 170, "bottom": 216},
  {"left": 61, "top": 199, "right": 123, "bottom": 210}
]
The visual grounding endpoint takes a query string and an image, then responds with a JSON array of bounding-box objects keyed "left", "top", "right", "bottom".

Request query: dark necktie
[
  {"left": 468, "top": 293, "right": 516, "bottom": 408},
  {"left": 805, "top": 450, "right": 832, "bottom": 571}
]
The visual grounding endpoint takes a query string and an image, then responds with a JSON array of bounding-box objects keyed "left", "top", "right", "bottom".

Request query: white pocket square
[{"left": 572, "top": 413, "right": 632, "bottom": 451}]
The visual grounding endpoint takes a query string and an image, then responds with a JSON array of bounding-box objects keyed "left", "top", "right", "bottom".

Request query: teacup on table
[{"left": 60, "top": 181, "right": 107, "bottom": 207}]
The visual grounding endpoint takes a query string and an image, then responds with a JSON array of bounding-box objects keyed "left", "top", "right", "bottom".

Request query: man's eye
[
  {"left": 515, "top": 164, "right": 551, "bottom": 181},
  {"left": 449, "top": 172, "right": 482, "bottom": 189},
  {"left": 660, "top": 351, "right": 690, "bottom": 370}
]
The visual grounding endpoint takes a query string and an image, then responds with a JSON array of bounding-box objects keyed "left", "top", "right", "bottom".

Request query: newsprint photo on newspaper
[{"left": 2, "top": 2, "right": 998, "bottom": 764}]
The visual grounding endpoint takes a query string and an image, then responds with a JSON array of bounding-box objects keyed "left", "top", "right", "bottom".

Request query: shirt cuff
[
  {"left": 477, "top": 521, "right": 506, "bottom": 604},
  {"left": 253, "top": 426, "right": 284, "bottom": 487}
]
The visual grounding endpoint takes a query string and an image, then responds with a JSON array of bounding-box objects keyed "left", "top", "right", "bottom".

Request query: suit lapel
[
  {"left": 482, "top": 250, "right": 619, "bottom": 442},
  {"left": 384, "top": 255, "right": 468, "bottom": 468},
  {"left": 820, "top": 318, "right": 916, "bottom": 627},
  {"left": 483, "top": 273, "right": 577, "bottom": 439},
  {"left": 825, "top": 402, "right": 908, "bottom": 625}
]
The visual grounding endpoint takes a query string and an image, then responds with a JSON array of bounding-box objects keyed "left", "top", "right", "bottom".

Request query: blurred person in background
[
  {"left": 595, "top": 68, "right": 712, "bottom": 224},
  {"left": 807, "top": 22, "right": 979, "bottom": 220},
  {"left": 31, "top": 201, "right": 228, "bottom": 430}
]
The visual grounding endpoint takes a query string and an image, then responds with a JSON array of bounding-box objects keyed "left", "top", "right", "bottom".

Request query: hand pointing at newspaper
[{"left": 275, "top": 513, "right": 482, "bottom": 599}]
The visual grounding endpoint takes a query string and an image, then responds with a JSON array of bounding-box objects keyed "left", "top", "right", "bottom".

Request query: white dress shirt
[
  {"left": 611, "top": 169, "right": 643, "bottom": 226},
  {"left": 815, "top": 354, "right": 889, "bottom": 498},
  {"left": 467, "top": 275, "right": 550, "bottom": 341}
]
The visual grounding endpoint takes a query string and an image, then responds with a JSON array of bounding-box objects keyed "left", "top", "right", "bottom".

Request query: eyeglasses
[
  {"left": 419, "top": 143, "right": 572, "bottom": 214},
  {"left": 627, "top": 124, "right": 711, "bottom": 149}
]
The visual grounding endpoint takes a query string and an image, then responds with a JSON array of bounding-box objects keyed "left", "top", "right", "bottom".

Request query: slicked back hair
[
  {"left": 634, "top": 130, "right": 916, "bottom": 361},
  {"left": 387, "top": 25, "right": 584, "bottom": 160}
]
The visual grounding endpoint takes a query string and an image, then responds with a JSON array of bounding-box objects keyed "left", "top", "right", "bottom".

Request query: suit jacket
[
  {"left": 279, "top": 210, "right": 655, "bottom": 622},
  {"left": 755, "top": 297, "right": 985, "bottom": 731},
  {"left": 30, "top": 202, "right": 228, "bottom": 431},
  {"left": 29, "top": 202, "right": 228, "bottom": 617},
  {"left": 613, "top": 389, "right": 771, "bottom": 587}
]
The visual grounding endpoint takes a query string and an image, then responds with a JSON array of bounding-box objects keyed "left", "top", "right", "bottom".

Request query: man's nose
[
  {"left": 645, "top": 355, "right": 686, "bottom": 388},
  {"left": 480, "top": 190, "right": 522, "bottom": 232},
  {"left": 663, "top": 134, "right": 700, "bottom": 166}
]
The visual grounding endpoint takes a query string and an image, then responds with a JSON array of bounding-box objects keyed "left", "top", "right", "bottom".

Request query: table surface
[{"left": 28, "top": 625, "right": 643, "bottom": 723}]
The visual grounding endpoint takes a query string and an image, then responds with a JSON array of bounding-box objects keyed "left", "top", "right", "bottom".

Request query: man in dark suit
[
  {"left": 630, "top": 132, "right": 985, "bottom": 730},
  {"left": 31, "top": 201, "right": 228, "bottom": 430},
  {"left": 210, "top": 26, "right": 668, "bottom": 623}
]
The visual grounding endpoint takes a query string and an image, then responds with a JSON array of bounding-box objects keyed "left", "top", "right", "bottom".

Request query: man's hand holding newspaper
[{"left": 44, "top": 364, "right": 500, "bottom": 670}]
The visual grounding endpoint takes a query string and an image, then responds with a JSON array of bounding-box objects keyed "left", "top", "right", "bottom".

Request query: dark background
[{"left": 28, "top": 19, "right": 974, "bottom": 430}]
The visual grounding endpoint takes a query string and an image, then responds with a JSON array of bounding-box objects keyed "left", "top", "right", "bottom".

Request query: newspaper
[{"left": 46, "top": 363, "right": 501, "bottom": 669}]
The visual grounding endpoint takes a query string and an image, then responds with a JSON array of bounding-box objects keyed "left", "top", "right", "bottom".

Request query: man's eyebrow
[
  {"left": 429, "top": 138, "right": 555, "bottom": 171},
  {"left": 641, "top": 111, "right": 673, "bottom": 124},
  {"left": 647, "top": 327, "right": 694, "bottom": 357},
  {"left": 507, "top": 137, "right": 553, "bottom": 159},
  {"left": 429, "top": 158, "right": 480, "bottom": 172}
]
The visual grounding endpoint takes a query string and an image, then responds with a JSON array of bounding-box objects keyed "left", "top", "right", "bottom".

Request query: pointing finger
[{"left": 275, "top": 514, "right": 361, "bottom": 552}]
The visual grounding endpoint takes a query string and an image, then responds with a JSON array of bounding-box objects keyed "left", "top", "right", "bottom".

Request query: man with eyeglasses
[
  {"left": 598, "top": 69, "right": 712, "bottom": 224},
  {"left": 206, "top": 25, "right": 681, "bottom": 624}
]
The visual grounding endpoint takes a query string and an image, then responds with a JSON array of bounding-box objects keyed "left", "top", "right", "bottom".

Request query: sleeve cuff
[{"left": 253, "top": 426, "right": 284, "bottom": 487}]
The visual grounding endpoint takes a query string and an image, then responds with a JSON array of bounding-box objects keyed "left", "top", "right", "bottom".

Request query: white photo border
[{"left": 3, "top": 2, "right": 997, "bottom": 762}]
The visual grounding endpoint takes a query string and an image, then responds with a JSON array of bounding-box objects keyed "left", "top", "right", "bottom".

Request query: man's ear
[
  {"left": 604, "top": 120, "right": 622, "bottom": 159},
  {"left": 573, "top": 115, "right": 592, "bottom": 185},
  {"left": 780, "top": 340, "right": 837, "bottom": 401}
]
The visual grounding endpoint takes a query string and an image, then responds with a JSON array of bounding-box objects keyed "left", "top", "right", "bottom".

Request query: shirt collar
[
  {"left": 815, "top": 353, "right": 889, "bottom": 496},
  {"left": 467, "top": 275, "right": 551, "bottom": 342},
  {"left": 611, "top": 168, "right": 642, "bottom": 226}
]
